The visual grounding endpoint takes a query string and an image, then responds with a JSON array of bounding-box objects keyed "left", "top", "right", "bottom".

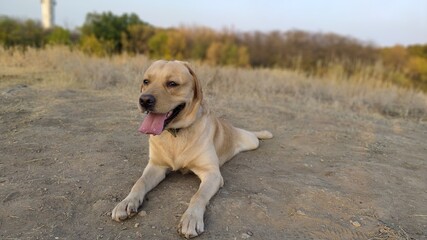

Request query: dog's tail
[{"left": 252, "top": 130, "right": 273, "bottom": 140}]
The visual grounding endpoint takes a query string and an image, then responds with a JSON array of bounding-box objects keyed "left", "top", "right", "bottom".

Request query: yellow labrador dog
[{"left": 112, "top": 60, "right": 272, "bottom": 238}]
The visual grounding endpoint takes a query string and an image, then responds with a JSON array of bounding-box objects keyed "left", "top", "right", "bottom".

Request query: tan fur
[{"left": 112, "top": 60, "right": 272, "bottom": 238}]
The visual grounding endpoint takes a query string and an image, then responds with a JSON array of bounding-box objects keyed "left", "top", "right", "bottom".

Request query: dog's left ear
[{"left": 176, "top": 61, "right": 203, "bottom": 102}]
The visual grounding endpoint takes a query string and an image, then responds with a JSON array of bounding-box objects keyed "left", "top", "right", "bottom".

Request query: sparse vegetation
[
  {"left": 1, "top": 13, "right": 427, "bottom": 92},
  {"left": 1, "top": 47, "right": 426, "bottom": 120}
]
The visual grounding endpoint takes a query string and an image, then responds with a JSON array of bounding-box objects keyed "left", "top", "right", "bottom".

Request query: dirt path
[{"left": 1, "top": 78, "right": 426, "bottom": 239}]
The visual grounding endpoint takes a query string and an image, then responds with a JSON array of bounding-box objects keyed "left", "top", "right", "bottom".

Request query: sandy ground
[{"left": 1, "top": 71, "right": 426, "bottom": 240}]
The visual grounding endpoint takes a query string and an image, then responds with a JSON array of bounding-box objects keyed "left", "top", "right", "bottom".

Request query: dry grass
[{"left": 1, "top": 47, "right": 426, "bottom": 120}]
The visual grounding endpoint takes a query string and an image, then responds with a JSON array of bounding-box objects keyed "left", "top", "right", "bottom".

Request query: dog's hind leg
[
  {"left": 252, "top": 130, "right": 273, "bottom": 140},
  {"left": 234, "top": 128, "right": 273, "bottom": 152}
]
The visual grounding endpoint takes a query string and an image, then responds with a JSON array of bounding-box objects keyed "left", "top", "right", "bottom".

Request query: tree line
[{"left": 1, "top": 12, "right": 426, "bottom": 91}]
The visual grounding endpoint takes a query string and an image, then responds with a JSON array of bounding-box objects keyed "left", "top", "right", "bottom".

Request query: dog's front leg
[
  {"left": 178, "top": 165, "right": 224, "bottom": 239},
  {"left": 112, "top": 162, "right": 167, "bottom": 221}
]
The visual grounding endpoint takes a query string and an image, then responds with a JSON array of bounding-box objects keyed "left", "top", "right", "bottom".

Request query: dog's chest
[{"left": 150, "top": 134, "right": 208, "bottom": 171}]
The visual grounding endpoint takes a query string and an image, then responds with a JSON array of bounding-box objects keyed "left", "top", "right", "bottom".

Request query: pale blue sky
[{"left": 0, "top": 0, "right": 426, "bottom": 46}]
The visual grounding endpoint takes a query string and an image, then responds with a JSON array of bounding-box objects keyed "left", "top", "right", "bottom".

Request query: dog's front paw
[
  {"left": 178, "top": 209, "right": 204, "bottom": 239},
  {"left": 111, "top": 194, "right": 141, "bottom": 222}
]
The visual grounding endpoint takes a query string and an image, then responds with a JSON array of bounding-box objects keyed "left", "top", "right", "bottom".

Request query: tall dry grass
[{"left": 1, "top": 47, "right": 426, "bottom": 120}]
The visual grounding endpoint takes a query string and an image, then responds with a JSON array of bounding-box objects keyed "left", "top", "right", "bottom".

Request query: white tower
[{"left": 41, "top": 0, "right": 55, "bottom": 29}]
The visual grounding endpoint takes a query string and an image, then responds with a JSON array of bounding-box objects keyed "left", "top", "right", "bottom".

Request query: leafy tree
[
  {"left": 121, "top": 24, "right": 155, "bottom": 54},
  {"left": 80, "top": 12, "right": 146, "bottom": 54},
  {"left": 406, "top": 56, "right": 427, "bottom": 90},
  {"left": 406, "top": 44, "right": 427, "bottom": 91},
  {"left": 381, "top": 45, "right": 408, "bottom": 70},
  {"left": 166, "top": 30, "right": 187, "bottom": 59},
  {"left": 148, "top": 30, "right": 170, "bottom": 59},
  {"left": 185, "top": 26, "right": 216, "bottom": 60},
  {"left": 236, "top": 46, "right": 250, "bottom": 67},
  {"left": 0, "top": 17, "right": 45, "bottom": 50},
  {"left": 46, "top": 26, "right": 72, "bottom": 45},
  {"left": 80, "top": 34, "right": 114, "bottom": 57},
  {"left": 206, "top": 41, "right": 222, "bottom": 65},
  {"left": 206, "top": 41, "right": 249, "bottom": 67},
  {"left": 407, "top": 44, "right": 427, "bottom": 59}
]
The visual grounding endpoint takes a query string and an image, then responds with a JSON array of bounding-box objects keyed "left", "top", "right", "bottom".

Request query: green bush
[
  {"left": 80, "top": 34, "right": 113, "bottom": 57},
  {"left": 46, "top": 27, "right": 72, "bottom": 45},
  {"left": 0, "top": 17, "right": 45, "bottom": 50}
]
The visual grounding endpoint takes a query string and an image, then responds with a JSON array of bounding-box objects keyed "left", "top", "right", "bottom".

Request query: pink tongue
[{"left": 139, "top": 112, "right": 168, "bottom": 135}]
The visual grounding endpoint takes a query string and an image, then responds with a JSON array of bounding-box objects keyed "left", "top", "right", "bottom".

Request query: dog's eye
[
  {"left": 166, "top": 81, "right": 179, "bottom": 88},
  {"left": 143, "top": 79, "right": 150, "bottom": 85}
]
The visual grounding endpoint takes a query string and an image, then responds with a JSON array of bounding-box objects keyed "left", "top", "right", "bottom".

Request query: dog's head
[{"left": 138, "top": 60, "right": 203, "bottom": 135}]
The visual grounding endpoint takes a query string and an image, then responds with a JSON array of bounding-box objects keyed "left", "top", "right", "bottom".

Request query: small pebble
[
  {"left": 134, "top": 223, "right": 140, "bottom": 228},
  {"left": 296, "top": 210, "right": 306, "bottom": 216},
  {"left": 241, "top": 233, "right": 251, "bottom": 239},
  {"left": 138, "top": 210, "right": 147, "bottom": 217},
  {"left": 350, "top": 220, "right": 361, "bottom": 227}
]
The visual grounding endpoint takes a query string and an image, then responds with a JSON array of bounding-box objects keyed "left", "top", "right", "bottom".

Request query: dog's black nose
[{"left": 139, "top": 94, "right": 156, "bottom": 110}]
